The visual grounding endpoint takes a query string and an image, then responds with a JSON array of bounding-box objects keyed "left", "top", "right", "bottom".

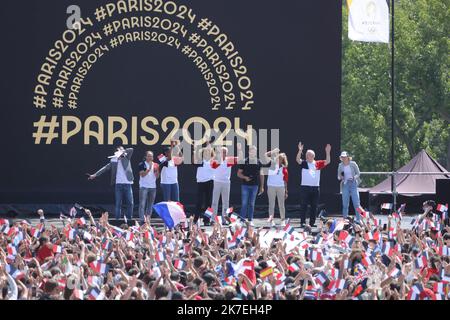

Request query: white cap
[{"left": 340, "top": 151, "right": 349, "bottom": 158}]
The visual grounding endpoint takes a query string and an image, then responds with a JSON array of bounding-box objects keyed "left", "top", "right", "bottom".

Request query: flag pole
[{"left": 390, "top": 0, "right": 396, "bottom": 210}]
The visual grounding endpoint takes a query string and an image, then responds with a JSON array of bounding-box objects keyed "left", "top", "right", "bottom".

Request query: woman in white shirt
[
  {"left": 265, "top": 150, "right": 289, "bottom": 226},
  {"left": 193, "top": 144, "right": 215, "bottom": 225}
]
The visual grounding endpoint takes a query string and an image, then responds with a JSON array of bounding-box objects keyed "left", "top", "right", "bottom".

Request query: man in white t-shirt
[
  {"left": 296, "top": 142, "right": 331, "bottom": 228},
  {"left": 88, "top": 146, "right": 134, "bottom": 220},
  {"left": 138, "top": 151, "right": 160, "bottom": 223}
]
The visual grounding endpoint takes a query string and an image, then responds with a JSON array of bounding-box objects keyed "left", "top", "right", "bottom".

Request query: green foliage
[{"left": 342, "top": 0, "right": 450, "bottom": 187}]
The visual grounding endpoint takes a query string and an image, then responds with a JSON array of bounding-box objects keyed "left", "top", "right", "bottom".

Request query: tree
[{"left": 342, "top": 0, "right": 449, "bottom": 187}]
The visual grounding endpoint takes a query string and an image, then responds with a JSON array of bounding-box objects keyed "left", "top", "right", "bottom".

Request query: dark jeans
[
  {"left": 115, "top": 183, "right": 134, "bottom": 220},
  {"left": 299, "top": 186, "right": 320, "bottom": 226},
  {"left": 241, "top": 185, "right": 259, "bottom": 221},
  {"left": 161, "top": 183, "right": 179, "bottom": 202},
  {"left": 195, "top": 180, "right": 213, "bottom": 223}
]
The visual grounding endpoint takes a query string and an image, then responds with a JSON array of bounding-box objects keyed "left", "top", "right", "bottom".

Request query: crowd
[{"left": 0, "top": 200, "right": 449, "bottom": 300}]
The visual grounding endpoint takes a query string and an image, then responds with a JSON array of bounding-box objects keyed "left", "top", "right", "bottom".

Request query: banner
[
  {"left": 348, "top": 0, "right": 390, "bottom": 43},
  {"left": 0, "top": 0, "right": 341, "bottom": 205}
]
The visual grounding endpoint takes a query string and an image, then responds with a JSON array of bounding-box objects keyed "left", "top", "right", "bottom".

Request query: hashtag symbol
[
  {"left": 52, "top": 97, "right": 63, "bottom": 109},
  {"left": 33, "top": 95, "right": 47, "bottom": 109},
  {"left": 197, "top": 18, "right": 212, "bottom": 31},
  {"left": 182, "top": 45, "right": 192, "bottom": 55},
  {"left": 68, "top": 99, "right": 78, "bottom": 109},
  {"left": 110, "top": 37, "right": 118, "bottom": 48},
  {"left": 32, "top": 116, "right": 59, "bottom": 144},
  {"left": 95, "top": 6, "right": 107, "bottom": 22},
  {"left": 103, "top": 23, "right": 113, "bottom": 36},
  {"left": 189, "top": 33, "right": 201, "bottom": 44}
]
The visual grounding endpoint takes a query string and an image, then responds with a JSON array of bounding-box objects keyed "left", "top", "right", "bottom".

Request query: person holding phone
[{"left": 337, "top": 151, "right": 361, "bottom": 221}]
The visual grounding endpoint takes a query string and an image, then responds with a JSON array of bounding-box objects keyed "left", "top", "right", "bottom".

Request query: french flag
[
  {"left": 356, "top": 207, "right": 368, "bottom": 219},
  {"left": 174, "top": 259, "right": 186, "bottom": 270},
  {"left": 87, "top": 287, "right": 102, "bottom": 300},
  {"left": 52, "top": 245, "right": 63, "bottom": 254},
  {"left": 7, "top": 244, "right": 17, "bottom": 256},
  {"left": 310, "top": 249, "right": 322, "bottom": 262},
  {"left": 65, "top": 228, "right": 77, "bottom": 240},
  {"left": 155, "top": 251, "right": 166, "bottom": 262},
  {"left": 382, "top": 243, "right": 394, "bottom": 257},
  {"left": 157, "top": 154, "right": 167, "bottom": 163},
  {"left": 381, "top": 203, "right": 393, "bottom": 210},
  {"left": 89, "top": 261, "right": 109, "bottom": 274},
  {"left": 407, "top": 284, "right": 424, "bottom": 300},
  {"left": 125, "top": 232, "right": 134, "bottom": 242},
  {"left": 437, "top": 246, "right": 449, "bottom": 256},
  {"left": 362, "top": 255, "right": 375, "bottom": 267},
  {"left": 153, "top": 202, "right": 186, "bottom": 229},
  {"left": 389, "top": 268, "right": 401, "bottom": 278},
  {"left": 228, "top": 240, "right": 237, "bottom": 249},
  {"left": 315, "top": 272, "right": 329, "bottom": 286},
  {"left": 414, "top": 254, "right": 428, "bottom": 269},
  {"left": 30, "top": 227, "right": 41, "bottom": 238},
  {"left": 204, "top": 208, "right": 214, "bottom": 220},
  {"left": 437, "top": 204, "right": 448, "bottom": 213},
  {"left": 102, "top": 239, "right": 113, "bottom": 251},
  {"left": 283, "top": 222, "right": 294, "bottom": 235},
  {"left": 0, "top": 218, "right": 9, "bottom": 226},
  {"left": 433, "top": 282, "right": 446, "bottom": 294}
]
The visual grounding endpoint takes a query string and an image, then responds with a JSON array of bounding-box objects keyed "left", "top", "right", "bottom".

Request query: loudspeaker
[{"left": 436, "top": 179, "right": 450, "bottom": 203}]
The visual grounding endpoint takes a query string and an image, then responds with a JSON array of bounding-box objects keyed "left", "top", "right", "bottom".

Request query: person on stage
[
  {"left": 87, "top": 146, "right": 134, "bottom": 220},
  {"left": 159, "top": 140, "right": 183, "bottom": 202},
  {"left": 296, "top": 142, "right": 331, "bottom": 228},
  {"left": 337, "top": 151, "right": 361, "bottom": 222},
  {"left": 193, "top": 142, "right": 215, "bottom": 225},
  {"left": 211, "top": 143, "right": 243, "bottom": 219},
  {"left": 265, "top": 149, "right": 289, "bottom": 227},
  {"left": 138, "top": 151, "right": 159, "bottom": 223},
  {"left": 237, "top": 145, "right": 267, "bottom": 227}
]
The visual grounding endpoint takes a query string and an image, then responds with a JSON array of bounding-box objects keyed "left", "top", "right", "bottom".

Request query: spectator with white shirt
[
  {"left": 337, "top": 151, "right": 361, "bottom": 222},
  {"left": 138, "top": 151, "right": 160, "bottom": 223},
  {"left": 296, "top": 142, "right": 331, "bottom": 228},
  {"left": 87, "top": 146, "right": 135, "bottom": 220},
  {"left": 193, "top": 143, "right": 215, "bottom": 225}
]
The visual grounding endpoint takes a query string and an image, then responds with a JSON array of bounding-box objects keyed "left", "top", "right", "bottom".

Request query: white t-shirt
[
  {"left": 343, "top": 164, "right": 353, "bottom": 183},
  {"left": 267, "top": 164, "right": 288, "bottom": 187},
  {"left": 161, "top": 160, "right": 178, "bottom": 184},
  {"left": 300, "top": 160, "right": 326, "bottom": 187},
  {"left": 213, "top": 161, "right": 232, "bottom": 183},
  {"left": 112, "top": 158, "right": 132, "bottom": 184},
  {"left": 139, "top": 162, "right": 158, "bottom": 188},
  {"left": 196, "top": 160, "right": 214, "bottom": 183}
]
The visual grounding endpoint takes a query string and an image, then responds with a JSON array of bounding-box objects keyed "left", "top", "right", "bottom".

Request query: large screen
[{"left": 0, "top": 0, "right": 341, "bottom": 209}]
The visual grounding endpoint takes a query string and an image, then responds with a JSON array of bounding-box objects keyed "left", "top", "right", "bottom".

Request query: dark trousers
[
  {"left": 299, "top": 186, "right": 320, "bottom": 226},
  {"left": 195, "top": 180, "right": 214, "bottom": 223}
]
